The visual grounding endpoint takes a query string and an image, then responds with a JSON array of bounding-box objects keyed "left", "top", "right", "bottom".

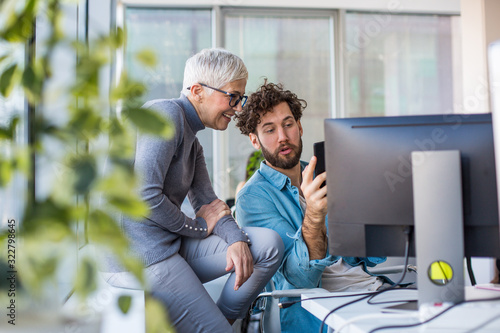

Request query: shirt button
[{"left": 194, "top": 228, "right": 197, "bottom": 231}]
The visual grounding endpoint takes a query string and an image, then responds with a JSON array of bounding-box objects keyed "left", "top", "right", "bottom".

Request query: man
[{"left": 235, "top": 82, "right": 387, "bottom": 332}]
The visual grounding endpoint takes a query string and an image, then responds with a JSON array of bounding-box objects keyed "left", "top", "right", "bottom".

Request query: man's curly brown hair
[{"left": 235, "top": 81, "right": 307, "bottom": 136}]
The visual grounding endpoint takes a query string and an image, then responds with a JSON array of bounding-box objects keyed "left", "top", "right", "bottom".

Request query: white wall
[{"left": 460, "top": 0, "right": 500, "bottom": 114}]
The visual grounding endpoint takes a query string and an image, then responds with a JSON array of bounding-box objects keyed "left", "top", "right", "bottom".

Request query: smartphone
[{"left": 313, "top": 141, "right": 326, "bottom": 188}]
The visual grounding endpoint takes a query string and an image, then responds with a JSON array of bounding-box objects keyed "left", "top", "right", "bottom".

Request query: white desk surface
[{"left": 302, "top": 286, "right": 500, "bottom": 333}]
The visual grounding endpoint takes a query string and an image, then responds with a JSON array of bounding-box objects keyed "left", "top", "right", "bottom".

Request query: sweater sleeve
[{"left": 187, "top": 139, "right": 250, "bottom": 246}]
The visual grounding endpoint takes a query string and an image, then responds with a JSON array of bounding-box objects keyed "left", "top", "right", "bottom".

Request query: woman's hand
[
  {"left": 225, "top": 241, "right": 254, "bottom": 290},
  {"left": 196, "top": 199, "right": 231, "bottom": 234}
]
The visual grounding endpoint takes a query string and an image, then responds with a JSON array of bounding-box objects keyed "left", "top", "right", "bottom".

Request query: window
[
  {"left": 125, "top": 7, "right": 213, "bottom": 179},
  {"left": 223, "top": 9, "right": 335, "bottom": 198},
  {"left": 122, "top": 5, "right": 461, "bottom": 202},
  {"left": 344, "top": 12, "right": 462, "bottom": 117}
]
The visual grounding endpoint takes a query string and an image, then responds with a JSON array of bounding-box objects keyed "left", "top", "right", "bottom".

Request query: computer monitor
[{"left": 325, "top": 113, "right": 500, "bottom": 259}]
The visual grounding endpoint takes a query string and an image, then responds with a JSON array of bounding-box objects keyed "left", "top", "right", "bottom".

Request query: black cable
[
  {"left": 366, "top": 288, "right": 417, "bottom": 306},
  {"left": 436, "top": 260, "right": 450, "bottom": 284},
  {"left": 466, "top": 256, "right": 477, "bottom": 286},
  {"left": 318, "top": 227, "right": 413, "bottom": 333}
]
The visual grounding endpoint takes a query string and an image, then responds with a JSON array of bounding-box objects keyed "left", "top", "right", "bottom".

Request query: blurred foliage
[
  {"left": 245, "top": 150, "right": 264, "bottom": 181},
  {"left": 146, "top": 295, "right": 176, "bottom": 333},
  {"left": 0, "top": 0, "right": 174, "bottom": 330},
  {"left": 118, "top": 295, "right": 132, "bottom": 314}
]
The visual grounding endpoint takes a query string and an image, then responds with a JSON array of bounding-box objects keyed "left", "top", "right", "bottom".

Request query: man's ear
[
  {"left": 297, "top": 119, "right": 303, "bottom": 137},
  {"left": 249, "top": 133, "right": 261, "bottom": 150}
]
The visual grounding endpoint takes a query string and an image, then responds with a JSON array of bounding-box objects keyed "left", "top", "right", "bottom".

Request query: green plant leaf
[
  {"left": 0, "top": 158, "right": 13, "bottom": 187},
  {"left": 145, "top": 295, "right": 175, "bottom": 333},
  {"left": 122, "top": 107, "right": 174, "bottom": 139},
  {"left": 0, "top": 55, "right": 9, "bottom": 65},
  {"left": 107, "top": 194, "right": 149, "bottom": 218},
  {"left": 135, "top": 49, "right": 157, "bottom": 67},
  {"left": 87, "top": 210, "right": 128, "bottom": 248},
  {"left": 118, "top": 295, "right": 132, "bottom": 314},
  {"left": 13, "top": 146, "right": 30, "bottom": 175},
  {"left": 109, "top": 26, "right": 125, "bottom": 49},
  {"left": 22, "top": 198, "right": 74, "bottom": 233},
  {"left": 0, "top": 116, "right": 19, "bottom": 140},
  {"left": 0, "top": 64, "right": 18, "bottom": 97},
  {"left": 70, "top": 155, "right": 97, "bottom": 194},
  {"left": 67, "top": 106, "right": 103, "bottom": 140},
  {"left": 74, "top": 257, "right": 97, "bottom": 299},
  {"left": 22, "top": 63, "right": 44, "bottom": 103},
  {"left": 112, "top": 74, "right": 147, "bottom": 102},
  {"left": 0, "top": 0, "right": 37, "bottom": 43},
  {"left": 246, "top": 150, "right": 264, "bottom": 180}
]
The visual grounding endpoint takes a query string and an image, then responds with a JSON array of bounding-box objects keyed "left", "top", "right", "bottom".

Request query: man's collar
[{"left": 259, "top": 160, "right": 307, "bottom": 190}]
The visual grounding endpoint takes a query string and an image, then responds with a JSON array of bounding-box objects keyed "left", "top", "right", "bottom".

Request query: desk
[{"left": 302, "top": 287, "right": 500, "bottom": 332}]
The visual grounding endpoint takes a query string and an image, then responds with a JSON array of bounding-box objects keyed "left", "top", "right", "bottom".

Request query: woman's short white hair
[{"left": 182, "top": 48, "right": 248, "bottom": 97}]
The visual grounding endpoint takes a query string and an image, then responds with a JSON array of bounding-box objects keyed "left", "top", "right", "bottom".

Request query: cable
[
  {"left": 463, "top": 312, "right": 500, "bottom": 333},
  {"left": 367, "top": 295, "right": 500, "bottom": 333},
  {"left": 366, "top": 289, "right": 417, "bottom": 306},
  {"left": 436, "top": 260, "right": 450, "bottom": 284},
  {"left": 318, "top": 226, "right": 413, "bottom": 333},
  {"left": 466, "top": 256, "right": 477, "bottom": 286}
]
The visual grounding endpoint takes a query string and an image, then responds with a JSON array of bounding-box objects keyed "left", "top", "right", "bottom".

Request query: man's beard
[{"left": 259, "top": 137, "right": 303, "bottom": 170}]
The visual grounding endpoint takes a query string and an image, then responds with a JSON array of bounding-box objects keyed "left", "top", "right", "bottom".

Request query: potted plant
[{"left": 0, "top": 0, "right": 173, "bottom": 331}]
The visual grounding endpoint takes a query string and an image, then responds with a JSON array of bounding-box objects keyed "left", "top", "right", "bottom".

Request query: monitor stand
[{"left": 411, "top": 150, "right": 465, "bottom": 308}]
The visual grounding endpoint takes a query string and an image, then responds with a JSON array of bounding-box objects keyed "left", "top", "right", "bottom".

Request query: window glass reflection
[
  {"left": 345, "top": 13, "right": 462, "bottom": 117},
  {"left": 125, "top": 8, "right": 214, "bottom": 178},
  {"left": 225, "top": 12, "right": 334, "bottom": 199}
]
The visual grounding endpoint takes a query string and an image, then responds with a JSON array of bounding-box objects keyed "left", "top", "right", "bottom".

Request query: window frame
[{"left": 118, "top": 1, "right": 461, "bottom": 202}]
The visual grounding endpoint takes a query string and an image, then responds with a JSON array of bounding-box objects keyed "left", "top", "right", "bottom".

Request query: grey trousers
[{"left": 103, "top": 227, "right": 283, "bottom": 333}]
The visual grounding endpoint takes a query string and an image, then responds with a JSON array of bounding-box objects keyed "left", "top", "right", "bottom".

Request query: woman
[{"left": 103, "top": 48, "right": 283, "bottom": 332}]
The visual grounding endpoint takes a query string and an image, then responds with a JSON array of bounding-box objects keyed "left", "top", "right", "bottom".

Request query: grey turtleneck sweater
[{"left": 104, "top": 94, "right": 249, "bottom": 272}]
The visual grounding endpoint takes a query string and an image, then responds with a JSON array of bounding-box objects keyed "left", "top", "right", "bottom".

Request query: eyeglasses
[{"left": 187, "top": 83, "right": 248, "bottom": 107}]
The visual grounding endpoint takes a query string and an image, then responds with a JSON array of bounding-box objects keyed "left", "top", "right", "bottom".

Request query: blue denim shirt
[{"left": 236, "top": 161, "right": 386, "bottom": 333}]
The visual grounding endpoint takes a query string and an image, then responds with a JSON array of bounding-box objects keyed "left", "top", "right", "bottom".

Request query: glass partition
[
  {"left": 344, "top": 12, "right": 462, "bottom": 117},
  {"left": 125, "top": 7, "right": 213, "bottom": 178},
  {"left": 224, "top": 10, "right": 335, "bottom": 198}
]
